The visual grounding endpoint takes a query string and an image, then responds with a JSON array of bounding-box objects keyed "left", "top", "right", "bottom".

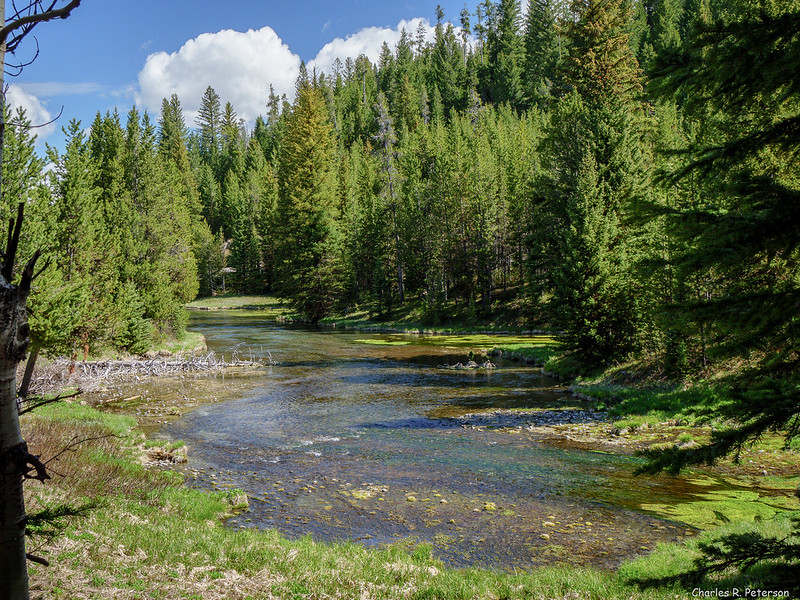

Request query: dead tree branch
[{"left": 1, "top": 1, "right": 82, "bottom": 53}]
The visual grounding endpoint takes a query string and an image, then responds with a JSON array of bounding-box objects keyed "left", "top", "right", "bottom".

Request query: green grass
[
  {"left": 490, "top": 340, "right": 562, "bottom": 365},
  {"left": 186, "top": 294, "right": 291, "bottom": 314},
  {"left": 618, "top": 513, "right": 799, "bottom": 592},
  {"left": 571, "top": 379, "right": 725, "bottom": 425},
  {"left": 157, "top": 331, "right": 206, "bottom": 355},
  {"left": 32, "top": 401, "right": 137, "bottom": 436}
]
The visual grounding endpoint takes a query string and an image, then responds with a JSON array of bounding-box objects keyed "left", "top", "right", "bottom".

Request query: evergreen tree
[
  {"left": 48, "top": 120, "right": 111, "bottom": 355},
  {"left": 536, "top": 0, "right": 649, "bottom": 365},
  {"left": 196, "top": 85, "right": 223, "bottom": 174},
  {"left": 374, "top": 92, "right": 405, "bottom": 304},
  {"left": 124, "top": 108, "right": 197, "bottom": 336},
  {"left": 276, "top": 80, "right": 343, "bottom": 320},
  {"left": 641, "top": 0, "right": 800, "bottom": 472},
  {"left": 523, "top": 0, "right": 565, "bottom": 106},
  {"left": 484, "top": 0, "right": 525, "bottom": 109}
]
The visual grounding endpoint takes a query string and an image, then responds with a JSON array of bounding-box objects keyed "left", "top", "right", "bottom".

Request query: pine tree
[
  {"left": 124, "top": 108, "right": 197, "bottom": 337},
  {"left": 430, "top": 21, "right": 466, "bottom": 115},
  {"left": 484, "top": 0, "right": 525, "bottom": 109},
  {"left": 1, "top": 107, "right": 88, "bottom": 395},
  {"left": 276, "top": 80, "right": 343, "bottom": 320},
  {"left": 640, "top": 0, "right": 800, "bottom": 473},
  {"left": 196, "top": 85, "right": 223, "bottom": 174},
  {"left": 374, "top": 92, "right": 405, "bottom": 304},
  {"left": 536, "top": 0, "right": 649, "bottom": 365},
  {"left": 523, "top": 0, "right": 565, "bottom": 106},
  {"left": 48, "top": 120, "right": 110, "bottom": 355}
]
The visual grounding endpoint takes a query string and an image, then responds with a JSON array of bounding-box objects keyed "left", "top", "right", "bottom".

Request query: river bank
[{"left": 22, "top": 394, "right": 798, "bottom": 599}]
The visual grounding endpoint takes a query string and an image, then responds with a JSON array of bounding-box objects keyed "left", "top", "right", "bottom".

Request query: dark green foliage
[
  {"left": 534, "top": 0, "right": 649, "bottom": 366},
  {"left": 113, "top": 282, "right": 154, "bottom": 355},
  {"left": 275, "top": 80, "right": 343, "bottom": 321},
  {"left": 642, "top": 0, "right": 800, "bottom": 470},
  {"left": 26, "top": 500, "right": 98, "bottom": 540},
  {"left": 523, "top": 0, "right": 565, "bottom": 107},
  {"left": 10, "top": 14, "right": 798, "bottom": 565}
]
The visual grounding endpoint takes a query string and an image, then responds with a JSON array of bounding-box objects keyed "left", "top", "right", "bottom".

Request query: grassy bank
[
  {"left": 315, "top": 291, "right": 546, "bottom": 335},
  {"left": 186, "top": 292, "right": 551, "bottom": 336},
  {"left": 488, "top": 340, "right": 562, "bottom": 366},
  {"left": 187, "top": 294, "right": 293, "bottom": 316},
  {"left": 20, "top": 401, "right": 710, "bottom": 599}
]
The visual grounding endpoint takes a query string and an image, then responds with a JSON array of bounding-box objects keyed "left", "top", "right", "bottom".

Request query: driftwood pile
[
  {"left": 67, "top": 352, "right": 261, "bottom": 380},
  {"left": 20, "top": 352, "right": 267, "bottom": 395},
  {"left": 440, "top": 360, "right": 497, "bottom": 370}
]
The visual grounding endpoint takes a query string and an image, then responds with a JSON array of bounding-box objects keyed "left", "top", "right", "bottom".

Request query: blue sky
[{"left": 7, "top": 0, "right": 475, "bottom": 150}]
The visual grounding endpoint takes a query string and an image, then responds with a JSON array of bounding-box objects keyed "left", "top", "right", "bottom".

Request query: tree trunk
[
  {"left": 17, "top": 344, "right": 39, "bottom": 399},
  {"left": 0, "top": 265, "right": 34, "bottom": 600},
  {"left": 0, "top": 6, "right": 29, "bottom": 588},
  {"left": 0, "top": 2, "right": 82, "bottom": 594},
  {"left": 0, "top": 362, "right": 28, "bottom": 600}
]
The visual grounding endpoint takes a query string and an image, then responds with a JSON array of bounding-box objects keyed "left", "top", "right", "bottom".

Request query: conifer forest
[{"left": 4, "top": 0, "right": 790, "bottom": 363}]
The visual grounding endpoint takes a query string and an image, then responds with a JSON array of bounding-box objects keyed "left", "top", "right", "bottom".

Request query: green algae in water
[
  {"left": 641, "top": 487, "right": 800, "bottom": 529},
  {"left": 354, "top": 338, "right": 412, "bottom": 346},
  {"left": 354, "top": 333, "right": 557, "bottom": 350}
]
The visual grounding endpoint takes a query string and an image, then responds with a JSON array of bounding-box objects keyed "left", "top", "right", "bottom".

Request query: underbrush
[
  {"left": 318, "top": 288, "right": 545, "bottom": 334},
  {"left": 619, "top": 514, "right": 800, "bottom": 595}
]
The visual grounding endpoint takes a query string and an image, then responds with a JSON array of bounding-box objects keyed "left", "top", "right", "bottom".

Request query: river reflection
[{"left": 158, "top": 311, "right": 695, "bottom": 570}]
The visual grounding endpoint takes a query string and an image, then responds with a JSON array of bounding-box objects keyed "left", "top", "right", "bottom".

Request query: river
[{"left": 102, "top": 310, "right": 793, "bottom": 570}]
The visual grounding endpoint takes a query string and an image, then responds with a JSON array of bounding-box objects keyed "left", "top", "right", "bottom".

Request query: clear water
[{"left": 150, "top": 311, "right": 705, "bottom": 569}]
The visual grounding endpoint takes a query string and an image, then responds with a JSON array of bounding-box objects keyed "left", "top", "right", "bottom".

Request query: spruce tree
[
  {"left": 48, "top": 120, "right": 111, "bottom": 355},
  {"left": 640, "top": 0, "right": 800, "bottom": 473},
  {"left": 374, "top": 92, "right": 405, "bottom": 304},
  {"left": 196, "top": 86, "right": 223, "bottom": 175},
  {"left": 276, "top": 80, "right": 343, "bottom": 320},
  {"left": 536, "top": 0, "right": 649, "bottom": 365},
  {"left": 523, "top": 0, "right": 564, "bottom": 107}
]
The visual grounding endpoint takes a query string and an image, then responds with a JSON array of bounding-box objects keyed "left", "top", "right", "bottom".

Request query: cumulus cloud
[
  {"left": 5, "top": 84, "right": 56, "bottom": 139},
  {"left": 135, "top": 26, "right": 301, "bottom": 127},
  {"left": 309, "top": 18, "right": 436, "bottom": 78},
  {"left": 134, "top": 18, "right": 459, "bottom": 129}
]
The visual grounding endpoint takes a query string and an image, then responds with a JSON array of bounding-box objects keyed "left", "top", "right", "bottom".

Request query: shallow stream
[{"left": 99, "top": 311, "right": 798, "bottom": 570}]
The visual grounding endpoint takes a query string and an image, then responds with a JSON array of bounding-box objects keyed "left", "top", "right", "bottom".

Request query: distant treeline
[{"left": 3, "top": 0, "right": 798, "bottom": 392}]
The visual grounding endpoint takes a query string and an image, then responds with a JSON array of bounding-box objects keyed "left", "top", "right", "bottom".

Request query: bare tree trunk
[
  {"left": 0, "top": 206, "right": 43, "bottom": 600},
  {"left": 18, "top": 344, "right": 39, "bottom": 398},
  {"left": 0, "top": 363, "right": 27, "bottom": 599},
  {"left": 0, "top": 7, "right": 28, "bottom": 587}
]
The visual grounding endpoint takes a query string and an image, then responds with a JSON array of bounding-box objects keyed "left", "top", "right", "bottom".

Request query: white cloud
[
  {"left": 135, "top": 27, "right": 301, "bottom": 127},
  {"left": 134, "top": 19, "right": 461, "bottom": 129},
  {"left": 309, "top": 18, "right": 436, "bottom": 78},
  {"left": 5, "top": 84, "right": 56, "bottom": 139}
]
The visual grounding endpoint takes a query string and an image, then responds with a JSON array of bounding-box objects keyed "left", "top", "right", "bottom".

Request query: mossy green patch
[
  {"left": 641, "top": 487, "right": 800, "bottom": 529},
  {"left": 353, "top": 338, "right": 412, "bottom": 346}
]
